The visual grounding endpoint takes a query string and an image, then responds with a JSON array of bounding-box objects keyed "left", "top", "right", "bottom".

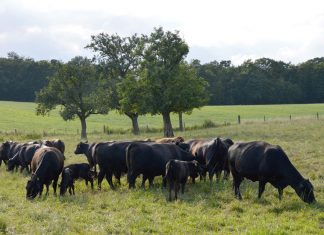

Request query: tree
[
  {"left": 117, "top": 72, "right": 150, "bottom": 135},
  {"left": 143, "top": 27, "right": 190, "bottom": 137},
  {"left": 35, "top": 56, "right": 110, "bottom": 139},
  {"left": 86, "top": 33, "right": 146, "bottom": 134},
  {"left": 173, "top": 62, "right": 209, "bottom": 131}
]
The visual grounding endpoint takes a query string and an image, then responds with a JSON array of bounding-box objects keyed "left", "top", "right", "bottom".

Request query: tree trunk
[
  {"left": 80, "top": 116, "right": 87, "bottom": 140},
  {"left": 162, "top": 112, "right": 174, "bottom": 137},
  {"left": 125, "top": 112, "right": 140, "bottom": 135},
  {"left": 178, "top": 112, "right": 183, "bottom": 131},
  {"left": 131, "top": 115, "right": 140, "bottom": 135}
]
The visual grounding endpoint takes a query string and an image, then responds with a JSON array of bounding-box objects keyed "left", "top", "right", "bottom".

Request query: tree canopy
[{"left": 35, "top": 56, "right": 110, "bottom": 139}]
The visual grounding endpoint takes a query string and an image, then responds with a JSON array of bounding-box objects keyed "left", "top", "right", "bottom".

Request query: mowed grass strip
[{"left": 0, "top": 115, "right": 323, "bottom": 234}]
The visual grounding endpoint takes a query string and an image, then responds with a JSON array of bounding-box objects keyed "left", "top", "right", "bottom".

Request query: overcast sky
[{"left": 1, "top": 0, "right": 324, "bottom": 65}]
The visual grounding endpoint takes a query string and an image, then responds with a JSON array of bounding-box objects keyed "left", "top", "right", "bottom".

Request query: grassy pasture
[
  {"left": 0, "top": 102, "right": 323, "bottom": 234},
  {"left": 0, "top": 101, "right": 323, "bottom": 137}
]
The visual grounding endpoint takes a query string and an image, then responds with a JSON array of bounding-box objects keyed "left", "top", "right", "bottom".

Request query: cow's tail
[
  {"left": 126, "top": 143, "right": 137, "bottom": 184},
  {"left": 164, "top": 159, "right": 175, "bottom": 183}
]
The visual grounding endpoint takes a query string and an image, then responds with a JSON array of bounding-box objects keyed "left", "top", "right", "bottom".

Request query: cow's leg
[
  {"left": 232, "top": 175, "right": 243, "bottom": 200},
  {"left": 72, "top": 185, "right": 75, "bottom": 195},
  {"left": 258, "top": 181, "right": 266, "bottom": 199},
  {"left": 68, "top": 187, "right": 72, "bottom": 195},
  {"left": 114, "top": 171, "right": 121, "bottom": 185},
  {"left": 191, "top": 176, "right": 195, "bottom": 184},
  {"left": 97, "top": 169, "right": 105, "bottom": 190},
  {"left": 175, "top": 182, "right": 179, "bottom": 200},
  {"left": 105, "top": 171, "right": 115, "bottom": 190},
  {"left": 162, "top": 175, "right": 167, "bottom": 188},
  {"left": 128, "top": 172, "right": 137, "bottom": 189},
  {"left": 89, "top": 178, "right": 94, "bottom": 190},
  {"left": 223, "top": 170, "right": 230, "bottom": 180},
  {"left": 39, "top": 184, "right": 44, "bottom": 197},
  {"left": 141, "top": 175, "right": 147, "bottom": 188},
  {"left": 45, "top": 184, "right": 50, "bottom": 196},
  {"left": 181, "top": 183, "right": 185, "bottom": 194},
  {"left": 168, "top": 181, "right": 173, "bottom": 201},
  {"left": 53, "top": 177, "right": 59, "bottom": 196},
  {"left": 148, "top": 177, "right": 154, "bottom": 188},
  {"left": 278, "top": 188, "right": 283, "bottom": 200}
]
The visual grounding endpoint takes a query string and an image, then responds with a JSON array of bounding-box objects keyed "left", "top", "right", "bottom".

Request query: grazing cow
[
  {"left": 187, "top": 137, "right": 233, "bottom": 182},
  {"left": 42, "top": 139, "right": 65, "bottom": 154},
  {"left": 26, "top": 147, "right": 64, "bottom": 199},
  {"left": 126, "top": 142, "right": 197, "bottom": 189},
  {"left": 7, "top": 143, "right": 41, "bottom": 173},
  {"left": 165, "top": 160, "right": 204, "bottom": 201},
  {"left": 228, "top": 141, "right": 316, "bottom": 203},
  {"left": 155, "top": 136, "right": 185, "bottom": 144},
  {"left": 59, "top": 163, "right": 94, "bottom": 195},
  {"left": 0, "top": 141, "right": 26, "bottom": 168}
]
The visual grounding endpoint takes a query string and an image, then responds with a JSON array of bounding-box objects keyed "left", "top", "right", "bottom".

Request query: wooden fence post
[
  {"left": 289, "top": 115, "right": 291, "bottom": 121},
  {"left": 317, "top": 112, "right": 319, "bottom": 120},
  {"left": 238, "top": 115, "right": 241, "bottom": 124}
]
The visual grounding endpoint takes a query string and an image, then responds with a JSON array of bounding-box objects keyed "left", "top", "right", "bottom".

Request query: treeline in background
[{"left": 1, "top": 52, "right": 324, "bottom": 105}]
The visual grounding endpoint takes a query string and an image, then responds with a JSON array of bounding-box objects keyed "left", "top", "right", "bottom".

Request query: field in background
[
  {"left": 0, "top": 102, "right": 323, "bottom": 234},
  {"left": 0, "top": 101, "right": 323, "bottom": 137}
]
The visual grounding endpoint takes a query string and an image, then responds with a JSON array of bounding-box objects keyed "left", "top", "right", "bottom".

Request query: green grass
[
  {"left": 0, "top": 101, "right": 323, "bottom": 137},
  {"left": 0, "top": 102, "right": 323, "bottom": 234}
]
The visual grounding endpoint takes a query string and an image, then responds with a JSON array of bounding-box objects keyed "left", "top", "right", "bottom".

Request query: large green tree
[
  {"left": 35, "top": 56, "right": 110, "bottom": 139},
  {"left": 143, "top": 27, "right": 198, "bottom": 137},
  {"left": 86, "top": 33, "right": 146, "bottom": 134}
]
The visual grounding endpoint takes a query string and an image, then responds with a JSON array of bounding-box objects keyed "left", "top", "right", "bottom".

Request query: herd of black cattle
[{"left": 0, "top": 136, "right": 316, "bottom": 203}]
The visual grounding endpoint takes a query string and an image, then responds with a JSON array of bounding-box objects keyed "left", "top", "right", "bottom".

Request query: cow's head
[
  {"left": 192, "top": 160, "right": 205, "bottom": 179},
  {"left": 26, "top": 175, "right": 42, "bottom": 199},
  {"left": 0, "top": 141, "right": 10, "bottom": 160},
  {"left": 74, "top": 141, "right": 88, "bottom": 155},
  {"left": 296, "top": 179, "right": 316, "bottom": 203},
  {"left": 7, "top": 157, "right": 17, "bottom": 171},
  {"left": 60, "top": 168, "right": 73, "bottom": 196}
]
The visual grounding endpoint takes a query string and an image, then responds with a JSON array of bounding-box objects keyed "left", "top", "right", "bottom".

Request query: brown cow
[
  {"left": 155, "top": 136, "right": 185, "bottom": 144},
  {"left": 26, "top": 147, "right": 64, "bottom": 199}
]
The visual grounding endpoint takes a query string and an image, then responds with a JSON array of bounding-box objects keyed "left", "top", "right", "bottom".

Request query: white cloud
[{"left": 1, "top": 0, "right": 324, "bottom": 64}]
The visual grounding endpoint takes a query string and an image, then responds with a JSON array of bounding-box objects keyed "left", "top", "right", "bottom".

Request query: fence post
[
  {"left": 264, "top": 115, "right": 266, "bottom": 122},
  {"left": 317, "top": 112, "right": 319, "bottom": 120},
  {"left": 289, "top": 115, "right": 291, "bottom": 121},
  {"left": 238, "top": 115, "right": 241, "bottom": 124}
]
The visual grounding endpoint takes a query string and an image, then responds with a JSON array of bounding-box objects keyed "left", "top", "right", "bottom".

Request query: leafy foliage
[{"left": 35, "top": 56, "right": 110, "bottom": 139}]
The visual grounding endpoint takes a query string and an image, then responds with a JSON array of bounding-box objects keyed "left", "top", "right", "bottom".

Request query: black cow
[
  {"left": 26, "top": 147, "right": 64, "bottom": 199},
  {"left": 74, "top": 141, "right": 98, "bottom": 172},
  {"left": 186, "top": 137, "right": 233, "bottom": 182},
  {"left": 228, "top": 141, "right": 316, "bottom": 203},
  {"left": 165, "top": 159, "right": 204, "bottom": 201},
  {"left": 7, "top": 143, "right": 41, "bottom": 173},
  {"left": 75, "top": 140, "right": 149, "bottom": 190},
  {"left": 42, "top": 139, "right": 65, "bottom": 154},
  {"left": 0, "top": 141, "right": 24, "bottom": 167},
  {"left": 59, "top": 163, "right": 94, "bottom": 195},
  {"left": 126, "top": 142, "right": 197, "bottom": 189}
]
